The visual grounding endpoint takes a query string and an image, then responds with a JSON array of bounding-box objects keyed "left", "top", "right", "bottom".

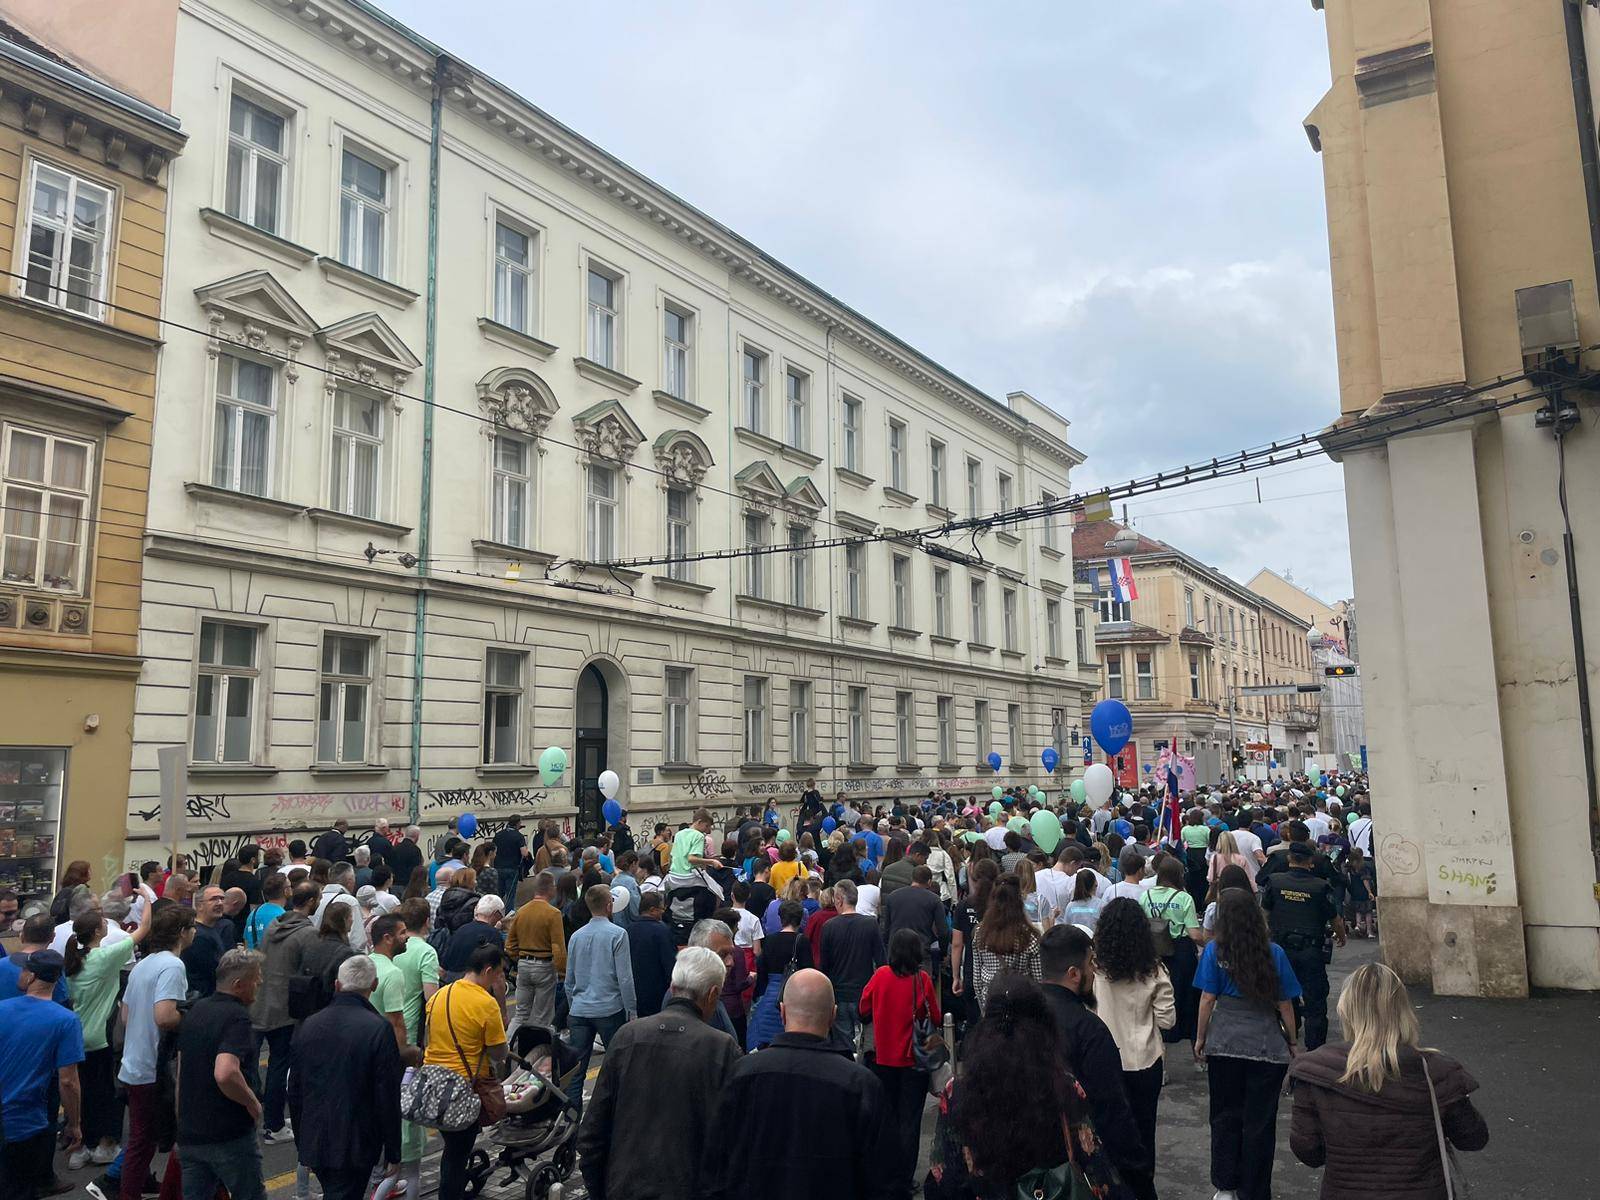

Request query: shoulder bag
[
  {"left": 1011, "top": 1115, "right": 1093, "bottom": 1200},
  {"left": 446, "top": 983, "right": 507, "bottom": 1125},
  {"left": 398, "top": 984, "right": 483, "bottom": 1131},
  {"left": 912, "top": 971, "right": 952, "bottom": 1094},
  {"left": 1144, "top": 889, "right": 1178, "bottom": 957},
  {"left": 1421, "top": 1052, "right": 1468, "bottom": 1199}
]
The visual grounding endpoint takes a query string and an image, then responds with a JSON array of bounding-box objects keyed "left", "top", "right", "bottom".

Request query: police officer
[{"left": 1260, "top": 840, "right": 1346, "bottom": 1050}]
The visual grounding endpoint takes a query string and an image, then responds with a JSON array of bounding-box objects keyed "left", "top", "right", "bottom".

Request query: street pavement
[{"left": 56, "top": 935, "right": 1599, "bottom": 1200}]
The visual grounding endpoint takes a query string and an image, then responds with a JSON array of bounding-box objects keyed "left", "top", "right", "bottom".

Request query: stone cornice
[{"left": 258, "top": 0, "right": 1082, "bottom": 463}]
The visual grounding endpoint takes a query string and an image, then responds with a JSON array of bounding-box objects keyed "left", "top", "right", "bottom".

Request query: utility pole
[{"left": 1228, "top": 685, "right": 1238, "bottom": 777}]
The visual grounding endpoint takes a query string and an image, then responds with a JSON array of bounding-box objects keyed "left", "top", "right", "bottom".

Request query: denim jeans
[
  {"left": 255, "top": 1025, "right": 294, "bottom": 1132},
  {"left": 178, "top": 1131, "right": 265, "bottom": 1200},
  {"left": 563, "top": 1010, "right": 626, "bottom": 1113},
  {"left": 833, "top": 1000, "right": 862, "bottom": 1050}
]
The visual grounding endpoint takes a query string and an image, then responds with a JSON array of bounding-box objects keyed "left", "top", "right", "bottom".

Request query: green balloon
[
  {"left": 776, "top": 828, "right": 792, "bottom": 843},
  {"left": 991, "top": 786, "right": 1004, "bottom": 800},
  {"left": 1007, "top": 815, "right": 1027, "bottom": 835},
  {"left": 1030, "top": 809, "right": 1064, "bottom": 854},
  {"left": 963, "top": 830, "right": 984, "bottom": 844},
  {"left": 538, "top": 745, "right": 568, "bottom": 787},
  {"left": 1336, "top": 785, "right": 1347, "bottom": 797},
  {"left": 1237, "top": 774, "right": 1247, "bottom": 783},
  {"left": 1070, "top": 779, "right": 1086, "bottom": 803}
]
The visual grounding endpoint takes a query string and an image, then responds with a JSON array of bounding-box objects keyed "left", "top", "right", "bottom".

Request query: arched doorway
[{"left": 573, "top": 658, "right": 630, "bottom": 840}]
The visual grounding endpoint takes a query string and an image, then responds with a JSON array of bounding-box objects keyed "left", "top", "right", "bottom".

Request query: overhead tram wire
[{"left": 11, "top": 266, "right": 1583, "bottom": 582}]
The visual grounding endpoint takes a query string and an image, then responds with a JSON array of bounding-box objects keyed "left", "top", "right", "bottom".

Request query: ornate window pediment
[
  {"left": 571, "top": 398, "right": 644, "bottom": 465},
  {"left": 784, "top": 475, "right": 826, "bottom": 518},
  {"left": 652, "top": 429, "right": 714, "bottom": 487},
  {"left": 316, "top": 312, "right": 420, "bottom": 397},
  {"left": 195, "top": 270, "right": 317, "bottom": 377},
  {"left": 734, "top": 459, "right": 785, "bottom": 514},
  {"left": 477, "top": 367, "right": 559, "bottom": 437}
]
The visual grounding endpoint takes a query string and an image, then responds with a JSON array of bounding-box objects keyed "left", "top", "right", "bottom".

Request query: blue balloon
[
  {"left": 986, "top": 751, "right": 1002, "bottom": 773},
  {"left": 458, "top": 812, "right": 478, "bottom": 838},
  {"left": 601, "top": 799, "right": 623, "bottom": 827},
  {"left": 1041, "top": 747, "right": 1060, "bottom": 774},
  {"left": 1090, "top": 699, "right": 1133, "bottom": 757},
  {"left": 1142, "top": 763, "right": 1152, "bottom": 773},
  {"left": 832, "top": 802, "right": 845, "bottom": 819},
  {"left": 821, "top": 816, "right": 837, "bottom": 834}
]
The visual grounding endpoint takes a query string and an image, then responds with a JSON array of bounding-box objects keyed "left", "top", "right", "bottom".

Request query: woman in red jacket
[
  {"left": 1289, "top": 962, "right": 1487, "bottom": 1200},
  {"left": 861, "top": 927, "right": 941, "bottom": 1200}
]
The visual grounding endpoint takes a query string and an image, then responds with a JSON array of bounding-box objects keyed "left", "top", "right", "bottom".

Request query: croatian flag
[{"left": 1107, "top": 557, "right": 1139, "bottom": 603}]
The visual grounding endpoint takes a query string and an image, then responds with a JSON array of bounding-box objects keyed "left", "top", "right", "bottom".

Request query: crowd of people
[{"left": 0, "top": 773, "right": 1488, "bottom": 1200}]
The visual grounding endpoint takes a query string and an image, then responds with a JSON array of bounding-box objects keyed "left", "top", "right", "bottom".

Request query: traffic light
[
  {"left": 1231, "top": 747, "right": 1244, "bottom": 769},
  {"left": 1324, "top": 664, "right": 1358, "bottom": 677}
]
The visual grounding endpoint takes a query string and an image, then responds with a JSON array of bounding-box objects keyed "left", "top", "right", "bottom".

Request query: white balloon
[
  {"left": 1084, "top": 763, "right": 1115, "bottom": 808},
  {"left": 598, "top": 770, "right": 620, "bottom": 800}
]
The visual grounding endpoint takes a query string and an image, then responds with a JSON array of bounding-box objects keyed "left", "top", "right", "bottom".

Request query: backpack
[
  {"left": 1143, "top": 888, "right": 1179, "bottom": 957},
  {"left": 427, "top": 924, "right": 452, "bottom": 953},
  {"left": 287, "top": 969, "right": 332, "bottom": 1020}
]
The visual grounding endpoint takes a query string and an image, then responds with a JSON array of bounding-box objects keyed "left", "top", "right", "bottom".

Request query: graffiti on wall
[
  {"left": 422, "top": 788, "right": 548, "bottom": 812},
  {"left": 130, "top": 794, "right": 235, "bottom": 824},
  {"left": 681, "top": 770, "right": 732, "bottom": 802}
]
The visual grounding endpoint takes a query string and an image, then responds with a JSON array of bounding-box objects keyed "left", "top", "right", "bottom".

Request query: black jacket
[
  {"left": 627, "top": 918, "right": 677, "bottom": 1019},
  {"left": 577, "top": 997, "right": 739, "bottom": 1200},
  {"left": 707, "top": 1031, "right": 892, "bottom": 1200},
  {"left": 437, "top": 886, "right": 481, "bottom": 934},
  {"left": 1258, "top": 849, "right": 1346, "bottom": 909},
  {"left": 1040, "top": 983, "right": 1151, "bottom": 1180},
  {"left": 385, "top": 838, "right": 423, "bottom": 891},
  {"left": 288, "top": 993, "right": 403, "bottom": 1170},
  {"left": 311, "top": 827, "right": 351, "bottom": 863}
]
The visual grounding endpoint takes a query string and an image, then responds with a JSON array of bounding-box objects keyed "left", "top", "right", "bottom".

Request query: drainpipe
[{"left": 408, "top": 56, "right": 447, "bottom": 823}]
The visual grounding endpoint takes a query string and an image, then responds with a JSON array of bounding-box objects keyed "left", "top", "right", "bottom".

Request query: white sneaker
[
  {"left": 1214, "top": 1191, "right": 1240, "bottom": 1200},
  {"left": 263, "top": 1122, "right": 295, "bottom": 1144},
  {"left": 90, "top": 1146, "right": 120, "bottom": 1166},
  {"left": 68, "top": 1149, "right": 92, "bottom": 1171}
]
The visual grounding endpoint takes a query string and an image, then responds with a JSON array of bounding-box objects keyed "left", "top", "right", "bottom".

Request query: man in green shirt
[
  {"left": 367, "top": 914, "right": 412, "bottom": 1058},
  {"left": 667, "top": 809, "right": 721, "bottom": 925},
  {"left": 371, "top": 903, "right": 437, "bottom": 1200}
]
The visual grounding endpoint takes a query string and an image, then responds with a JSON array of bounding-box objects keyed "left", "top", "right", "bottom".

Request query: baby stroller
[{"left": 462, "top": 1025, "right": 585, "bottom": 1200}]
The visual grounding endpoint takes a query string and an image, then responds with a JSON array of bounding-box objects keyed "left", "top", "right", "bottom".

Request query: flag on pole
[{"left": 1107, "top": 557, "right": 1139, "bottom": 603}]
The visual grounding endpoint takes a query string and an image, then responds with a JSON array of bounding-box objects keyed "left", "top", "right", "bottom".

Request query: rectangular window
[
  {"left": 933, "top": 567, "right": 951, "bottom": 638},
  {"left": 663, "top": 305, "right": 691, "bottom": 400},
  {"left": 969, "top": 578, "right": 987, "bottom": 644},
  {"left": 997, "top": 471, "right": 1013, "bottom": 513},
  {"left": 1190, "top": 653, "right": 1201, "bottom": 700},
  {"left": 316, "top": 633, "right": 373, "bottom": 764},
  {"left": 493, "top": 220, "right": 535, "bottom": 333},
  {"left": 929, "top": 439, "right": 946, "bottom": 507},
  {"left": 329, "top": 390, "right": 383, "bottom": 519},
  {"left": 1185, "top": 588, "right": 1196, "bottom": 628},
  {"left": 845, "top": 542, "right": 865, "bottom": 618},
  {"left": 193, "top": 620, "right": 259, "bottom": 763},
  {"left": 1002, "top": 587, "right": 1019, "bottom": 651},
  {"left": 937, "top": 696, "right": 955, "bottom": 764},
  {"left": 226, "top": 93, "right": 286, "bottom": 234},
  {"left": 585, "top": 464, "right": 618, "bottom": 560},
  {"left": 892, "top": 554, "right": 911, "bottom": 627},
  {"left": 492, "top": 435, "right": 531, "bottom": 548},
  {"left": 888, "top": 418, "right": 907, "bottom": 491},
  {"left": 2, "top": 427, "right": 93, "bottom": 595},
  {"left": 974, "top": 699, "right": 990, "bottom": 764},
  {"left": 664, "top": 486, "right": 692, "bottom": 582},
  {"left": 743, "top": 676, "right": 768, "bottom": 763},
  {"left": 742, "top": 347, "right": 766, "bottom": 432},
  {"left": 1098, "top": 584, "right": 1130, "bottom": 624},
  {"left": 790, "top": 680, "right": 811, "bottom": 763},
  {"left": 481, "top": 648, "right": 524, "bottom": 764},
  {"left": 338, "top": 148, "right": 389, "bottom": 277},
  {"left": 785, "top": 367, "right": 808, "bottom": 450},
  {"left": 966, "top": 457, "right": 982, "bottom": 516},
  {"left": 1106, "top": 653, "right": 1124, "bottom": 700},
  {"left": 848, "top": 686, "right": 868, "bottom": 763},
  {"left": 895, "top": 691, "right": 915, "bottom": 764},
  {"left": 1041, "top": 491, "right": 1060, "bottom": 550},
  {"left": 665, "top": 666, "right": 692, "bottom": 764},
  {"left": 212, "top": 354, "right": 276, "bottom": 497},
  {"left": 1046, "top": 599, "right": 1063, "bottom": 659},
  {"left": 23, "top": 162, "right": 112, "bottom": 316},
  {"left": 1075, "top": 606, "right": 1088, "bottom": 662},
  {"left": 1136, "top": 652, "right": 1154, "bottom": 700},
  {"left": 788, "top": 523, "right": 811, "bottom": 608},
  {"left": 1204, "top": 597, "right": 1213, "bottom": 636},
  {"left": 1051, "top": 708, "right": 1066, "bottom": 760},
  {"left": 841, "top": 395, "right": 862, "bottom": 472},
  {"left": 744, "top": 512, "right": 770, "bottom": 598},
  {"left": 587, "top": 267, "right": 620, "bottom": 369},
  {"left": 1007, "top": 702, "right": 1022, "bottom": 765}
]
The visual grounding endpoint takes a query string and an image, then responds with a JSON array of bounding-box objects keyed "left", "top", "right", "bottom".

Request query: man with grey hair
[
  {"left": 440, "top": 894, "right": 505, "bottom": 980},
  {"left": 681, "top": 917, "right": 743, "bottom": 1045},
  {"left": 176, "top": 948, "right": 266, "bottom": 1200},
  {"left": 425, "top": 864, "right": 455, "bottom": 927},
  {"left": 315, "top": 862, "right": 367, "bottom": 950},
  {"left": 288, "top": 952, "right": 403, "bottom": 1200},
  {"left": 184, "top": 884, "right": 233, "bottom": 997},
  {"left": 576, "top": 946, "right": 737, "bottom": 1200},
  {"left": 50, "top": 888, "right": 129, "bottom": 954},
  {"left": 385, "top": 825, "right": 423, "bottom": 894},
  {"left": 352, "top": 844, "right": 373, "bottom": 888}
]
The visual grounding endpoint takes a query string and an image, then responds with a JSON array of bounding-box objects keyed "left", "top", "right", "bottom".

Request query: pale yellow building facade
[{"left": 1307, "top": 0, "right": 1600, "bottom": 992}]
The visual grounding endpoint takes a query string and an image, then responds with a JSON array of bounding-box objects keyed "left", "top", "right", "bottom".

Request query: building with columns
[
  {"left": 2, "top": 0, "right": 1097, "bottom": 869},
  {"left": 1306, "top": 0, "right": 1600, "bottom": 992}
]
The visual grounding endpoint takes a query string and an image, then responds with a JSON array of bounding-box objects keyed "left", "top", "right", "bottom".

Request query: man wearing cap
[
  {"left": 1260, "top": 841, "right": 1346, "bottom": 1051},
  {"left": 0, "top": 949, "right": 84, "bottom": 1196}
]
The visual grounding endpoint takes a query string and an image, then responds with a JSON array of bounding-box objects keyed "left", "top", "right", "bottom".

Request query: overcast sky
[{"left": 381, "top": 0, "right": 1351, "bottom": 603}]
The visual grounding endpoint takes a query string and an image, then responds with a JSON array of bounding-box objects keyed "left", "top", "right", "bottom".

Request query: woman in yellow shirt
[
  {"left": 423, "top": 944, "right": 508, "bottom": 1200},
  {"left": 768, "top": 840, "right": 809, "bottom": 894}
]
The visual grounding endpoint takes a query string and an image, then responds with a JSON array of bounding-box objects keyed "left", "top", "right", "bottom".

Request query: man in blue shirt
[
  {"left": 563, "top": 885, "right": 636, "bottom": 1115},
  {"left": 850, "top": 818, "right": 884, "bottom": 873},
  {"left": 0, "top": 949, "right": 85, "bottom": 1196},
  {"left": 0, "top": 913, "right": 70, "bottom": 1004}
]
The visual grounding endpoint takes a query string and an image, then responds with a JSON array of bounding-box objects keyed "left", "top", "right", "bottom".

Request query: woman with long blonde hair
[
  {"left": 1207, "top": 830, "right": 1259, "bottom": 892},
  {"left": 1288, "top": 962, "right": 1487, "bottom": 1199}
]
